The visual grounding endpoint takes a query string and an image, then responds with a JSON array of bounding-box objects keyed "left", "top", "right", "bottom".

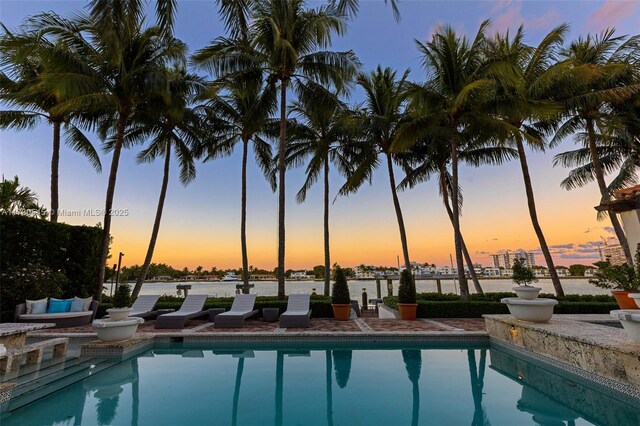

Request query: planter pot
[
  {"left": 501, "top": 298, "right": 558, "bottom": 322},
  {"left": 610, "top": 310, "right": 640, "bottom": 342},
  {"left": 512, "top": 286, "right": 541, "bottom": 300},
  {"left": 92, "top": 317, "right": 144, "bottom": 342},
  {"left": 611, "top": 291, "right": 638, "bottom": 309},
  {"left": 397, "top": 303, "right": 418, "bottom": 320},
  {"left": 106, "top": 307, "right": 133, "bottom": 321},
  {"left": 629, "top": 293, "right": 640, "bottom": 309},
  {"left": 332, "top": 304, "right": 351, "bottom": 321}
]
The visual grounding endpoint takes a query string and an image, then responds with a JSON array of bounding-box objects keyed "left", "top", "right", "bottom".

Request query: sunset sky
[{"left": 1, "top": 0, "right": 638, "bottom": 270}]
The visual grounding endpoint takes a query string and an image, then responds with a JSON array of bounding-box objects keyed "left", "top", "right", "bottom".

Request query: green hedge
[
  {"left": 97, "top": 295, "right": 334, "bottom": 319},
  {"left": 384, "top": 292, "right": 619, "bottom": 318},
  {"left": 0, "top": 215, "right": 102, "bottom": 321}
]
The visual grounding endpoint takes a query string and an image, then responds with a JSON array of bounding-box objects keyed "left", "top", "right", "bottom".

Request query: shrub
[
  {"left": 113, "top": 284, "right": 131, "bottom": 308},
  {"left": 0, "top": 215, "right": 102, "bottom": 315},
  {"left": 0, "top": 263, "right": 67, "bottom": 321},
  {"left": 331, "top": 267, "right": 351, "bottom": 304},
  {"left": 397, "top": 269, "right": 416, "bottom": 304},
  {"left": 512, "top": 258, "right": 538, "bottom": 286},
  {"left": 589, "top": 244, "right": 640, "bottom": 292}
]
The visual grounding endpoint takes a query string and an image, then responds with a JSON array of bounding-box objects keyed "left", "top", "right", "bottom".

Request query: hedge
[
  {"left": 384, "top": 292, "right": 619, "bottom": 318},
  {"left": 97, "top": 295, "right": 334, "bottom": 319},
  {"left": 0, "top": 215, "right": 102, "bottom": 321}
]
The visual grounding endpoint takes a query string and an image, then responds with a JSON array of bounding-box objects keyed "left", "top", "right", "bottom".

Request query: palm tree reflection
[
  {"left": 468, "top": 349, "right": 490, "bottom": 426},
  {"left": 402, "top": 349, "right": 422, "bottom": 426}
]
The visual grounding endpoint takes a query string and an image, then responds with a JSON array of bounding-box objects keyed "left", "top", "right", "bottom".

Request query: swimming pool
[{"left": 2, "top": 342, "right": 639, "bottom": 425}]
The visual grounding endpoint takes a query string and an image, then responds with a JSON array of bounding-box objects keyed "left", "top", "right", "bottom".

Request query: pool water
[{"left": 3, "top": 342, "right": 639, "bottom": 426}]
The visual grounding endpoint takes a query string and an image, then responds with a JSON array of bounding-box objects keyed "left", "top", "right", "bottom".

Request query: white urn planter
[
  {"left": 501, "top": 298, "right": 558, "bottom": 322},
  {"left": 106, "top": 307, "right": 133, "bottom": 321},
  {"left": 610, "top": 310, "right": 640, "bottom": 342},
  {"left": 92, "top": 317, "right": 144, "bottom": 342},
  {"left": 629, "top": 293, "right": 640, "bottom": 309},
  {"left": 512, "top": 286, "right": 541, "bottom": 300}
]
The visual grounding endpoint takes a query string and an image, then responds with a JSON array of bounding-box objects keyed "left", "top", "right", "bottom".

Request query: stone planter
[
  {"left": 628, "top": 293, "right": 640, "bottom": 309},
  {"left": 106, "top": 307, "right": 133, "bottom": 321},
  {"left": 92, "top": 317, "right": 144, "bottom": 342},
  {"left": 397, "top": 303, "right": 418, "bottom": 320},
  {"left": 610, "top": 310, "right": 640, "bottom": 342},
  {"left": 332, "top": 304, "right": 351, "bottom": 321},
  {"left": 512, "top": 286, "right": 541, "bottom": 300},
  {"left": 501, "top": 298, "right": 558, "bottom": 322},
  {"left": 611, "top": 291, "right": 638, "bottom": 309}
]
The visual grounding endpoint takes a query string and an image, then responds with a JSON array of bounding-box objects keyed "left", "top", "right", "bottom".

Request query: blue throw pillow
[
  {"left": 48, "top": 299, "right": 72, "bottom": 313},
  {"left": 69, "top": 298, "right": 85, "bottom": 312},
  {"left": 31, "top": 301, "right": 47, "bottom": 314}
]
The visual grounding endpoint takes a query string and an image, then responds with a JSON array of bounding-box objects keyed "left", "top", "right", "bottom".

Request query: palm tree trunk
[
  {"left": 324, "top": 158, "right": 331, "bottom": 296},
  {"left": 450, "top": 134, "right": 470, "bottom": 300},
  {"left": 132, "top": 141, "right": 171, "bottom": 299},
  {"left": 440, "top": 167, "right": 483, "bottom": 293},
  {"left": 95, "top": 110, "right": 129, "bottom": 300},
  {"left": 277, "top": 81, "right": 288, "bottom": 300},
  {"left": 516, "top": 139, "right": 565, "bottom": 296},
  {"left": 385, "top": 153, "right": 411, "bottom": 272},
  {"left": 50, "top": 120, "right": 61, "bottom": 222},
  {"left": 241, "top": 138, "right": 250, "bottom": 294},
  {"left": 586, "top": 119, "right": 633, "bottom": 264}
]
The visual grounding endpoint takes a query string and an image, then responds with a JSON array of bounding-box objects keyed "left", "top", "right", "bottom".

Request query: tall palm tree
[
  {"left": 194, "top": 0, "right": 359, "bottom": 299},
  {"left": 398, "top": 137, "right": 518, "bottom": 293},
  {"left": 409, "top": 21, "right": 497, "bottom": 300},
  {"left": 129, "top": 69, "right": 206, "bottom": 299},
  {"left": 0, "top": 25, "right": 101, "bottom": 222},
  {"left": 286, "top": 85, "right": 360, "bottom": 296},
  {"left": 551, "top": 29, "right": 640, "bottom": 264},
  {"left": 342, "top": 66, "right": 413, "bottom": 273},
  {"left": 31, "top": 0, "right": 184, "bottom": 299},
  {"left": 196, "top": 71, "right": 277, "bottom": 294},
  {"left": 485, "top": 25, "right": 569, "bottom": 296}
]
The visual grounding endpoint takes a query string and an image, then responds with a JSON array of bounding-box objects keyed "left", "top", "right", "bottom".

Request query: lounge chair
[
  {"left": 155, "top": 294, "right": 208, "bottom": 329},
  {"left": 214, "top": 294, "right": 259, "bottom": 328},
  {"left": 279, "top": 294, "right": 311, "bottom": 328},
  {"left": 106, "top": 295, "right": 160, "bottom": 319}
]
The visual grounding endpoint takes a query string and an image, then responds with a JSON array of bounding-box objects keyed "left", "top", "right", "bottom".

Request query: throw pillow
[{"left": 26, "top": 298, "right": 48, "bottom": 314}]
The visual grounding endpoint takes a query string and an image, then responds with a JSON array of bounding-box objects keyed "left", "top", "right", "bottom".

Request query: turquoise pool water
[{"left": 3, "top": 342, "right": 639, "bottom": 426}]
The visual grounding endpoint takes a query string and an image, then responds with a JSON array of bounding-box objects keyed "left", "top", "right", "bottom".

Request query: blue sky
[{"left": 1, "top": 0, "right": 638, "bottom": 269}]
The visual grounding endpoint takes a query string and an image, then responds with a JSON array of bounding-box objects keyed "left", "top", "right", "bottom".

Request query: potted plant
[
  {"left": 590, "top": 244, "right": 640, "bottom": 309},
  {"left": 331, "top": 266, "right": 351, "bottom": 321},
  {"left": 106, "top": 284, "right": 133, "bottom": 321},
  {"left": 397, "top": 269, "right": 418, "bottom": 320},
  {"left": 512, "top": 258, "right": 541, "bottom": 300}
]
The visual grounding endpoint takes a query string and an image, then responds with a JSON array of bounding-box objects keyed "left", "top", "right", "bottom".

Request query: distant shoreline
[{"left": 125, "top": 276, "right": 593, "bottom": 284}]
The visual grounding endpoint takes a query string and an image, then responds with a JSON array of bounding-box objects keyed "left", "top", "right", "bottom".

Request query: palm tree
[
  {"left": 485, "top": 25, "right": 569, "bottom": 296},
  {"left": 551, "top": 29, "right": 640, "bottom": 264},
  {"left": 194, "top": 0, "right": 359, "bottom": 299},
  {"left": 285, "top": 85, "right": 360, "bottom": 296},
  {"left": 409, "top": 21, "right": 497, "bottom": 300},
  {"left": 0, "top": 175, "right": 47, "bottom": 218},
  {"left": 0, "top": 25, "right": 101, "bottom": 222},
  {"left": 129, "top": 69, "right": 206, "bottom": 299},
  {"left": 341, "top": 66, "right": 413, "bottom": 273},
  {"left": 31, "top": 0, "right": 184, "bottom": 299},
  {"left": 398, "top": 137, "right": 518, "bottom": 294},
  {"left": 196, "top": 71, "right": 277, "bottom": 294}
]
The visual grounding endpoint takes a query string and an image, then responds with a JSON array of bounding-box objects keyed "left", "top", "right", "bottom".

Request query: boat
[{"left": 220, "top": 272, "right": 241, "bottom": 282}]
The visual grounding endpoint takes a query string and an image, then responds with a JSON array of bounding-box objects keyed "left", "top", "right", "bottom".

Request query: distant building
[
  {"left": 151, "top": 275, "right": 172, "bottom": 281},
  {"left": 182, "top": 275, "right": 198, "bottom": 280},
  {"left": 354, "top": 265, "right": 377, "bottom": 279},
  {"left": 490, "top": 250, "right": 536, "bottom": 269},
  {"left": 501, "top": 268, "right": 513, "bottom": 277},
  {"left": 584, "top": 268, "right": 596, "bottom": 277},
  {"left": 602, "top": 239, "right": 627, "bottom": 266},
  {"left": 556, "top": 266, "right": 570, "bottom": 277},
  {"left": 250, "top": 274, "right": 276, "bottom": 281},
  {"left": 483, "top": 267, "right": 501, "bottom": 277},
  {"left": 532, "top": 266, "right": 548, "bottom": 278},
  {"left": 290, "top": 271, "right": 315, "bottom": 280}
]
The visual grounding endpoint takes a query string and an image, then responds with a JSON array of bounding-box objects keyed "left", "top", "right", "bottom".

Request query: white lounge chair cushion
[
  {"left": 74, "top": 296, "right": 93, "bottom": 311},
  {"left": 19, "top": 311, "right": 94, "bottom": 320}
]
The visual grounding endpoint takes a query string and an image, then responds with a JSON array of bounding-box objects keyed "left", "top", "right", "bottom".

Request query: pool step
[
  {"left": 0, "top": 354, "right": 85, "bottom": 384},
  {"left": 2, "top": 358, "right": 116, "bottom": 412}
]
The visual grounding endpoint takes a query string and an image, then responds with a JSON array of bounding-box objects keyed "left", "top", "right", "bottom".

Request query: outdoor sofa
[{"left": 15, "top": 297, "right": 98, "bottom": 328}]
